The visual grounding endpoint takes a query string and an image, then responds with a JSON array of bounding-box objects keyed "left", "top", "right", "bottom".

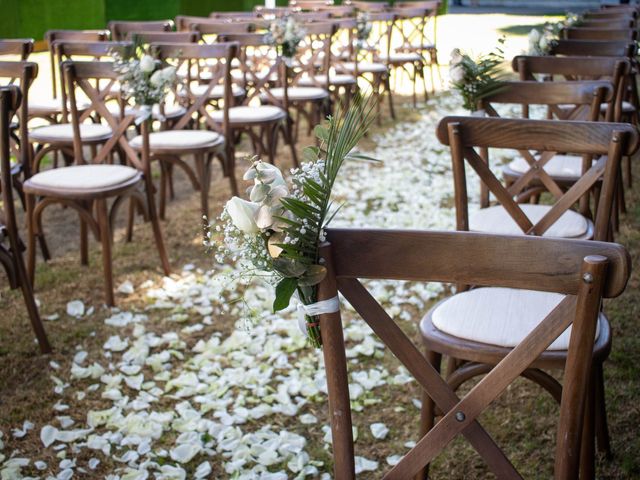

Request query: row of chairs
[{"left": 313, "top": 3, "right": 640, "bottom": 480}]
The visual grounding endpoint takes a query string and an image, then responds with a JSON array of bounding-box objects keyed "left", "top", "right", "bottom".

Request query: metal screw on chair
[
  {"left": 455, "top": 411, "right": 465, "bottom": 422},
  {"left": 582, "top": 272, "right": 593, "bottom": 284}
]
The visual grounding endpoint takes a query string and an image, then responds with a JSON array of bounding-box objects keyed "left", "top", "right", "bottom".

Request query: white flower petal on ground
[
  {"left": 66, "top": 300, "right": 85, "bottom": 318},
  {"left": 88, "top": 458, "right": 100, "bottom": 470},
  {"left": 40, "top": 425, "right": 58, "bottom": 447},
  {"left": 354, "top": 456, "right": 379, "bottom": 474},
  {"left": 194, "top": 461, "right": 211, "bottom": 478},
  {"left": 386, "top": 454, "right": 403, "bottom": 466},
  {"left": 103, "top": 335, "right": 129, "bottom": 352},
  {"left": 170, "top": 442, "right": 202, "bottom": 464},
  {"left": 370, "top": 422, "right": 389, "bottom": 440},
  {"left": 12, "top": 420, "right": 34, "bottom": 438},
  {"left": 117, "top": 281, "right": 135, "bottom": 295}
]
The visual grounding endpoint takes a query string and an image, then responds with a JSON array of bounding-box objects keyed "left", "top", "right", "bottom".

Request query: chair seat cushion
[
  {"left": 29, "top": 124, "right": 112, "bottom": 143},
  {"left": 341, "top": 62, "right": 388, "bottom": 73},
  {"left": 265, "top": 87, "right": 329, "bottom": 101},
  {"left": 599, "top": 100, "right": 635, "bottom": 113},
  {"left": 129, "top": 130, "right": 224, "bottom": 150},
  {"left": 298, "top": 74, "right": 357, "bottom": 86},
  {"left": 28, "top": 98, "right": 89, "bottom": 114},
  {"left": 210, "top": 105, "right": 286, "bottom": 124},
  {"left": 506, "top": 154, "right": 594, "bottom": 179},
  {"left": 181, "top": 83, "right": 245, "bottom": 99},
  {"left": 469, "top": 203, "right": 589, "bottom": 238},
  {"left": 380, "top": 52, "right": 422, "bottom": 62},
  {"left": 429, "top": 287, "right": 600, "bottom": 351},
  {"left": 27, "top": 165, "right": 139, "bottom": 191}
]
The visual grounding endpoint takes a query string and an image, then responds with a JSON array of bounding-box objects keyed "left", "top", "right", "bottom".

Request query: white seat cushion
[
  {"left": 28, "top": 98, "right": 90, "bottom": 113},
  {"left": 265, "top": 87, "right": 328, "bottom": 101},
  {"left": 27, "top": 165, "right": 139, "bottom": 190},
  {"left": 29, "top": 124, "right": 112, "bottom": 143},
  {"left": 129, "top": 130, "right": 224, "bottom": 150},
  {"left": 298, "top": 74, "right": 357, "bottom": 86},
  {"left": 507, "top": 154, "right": 594, "bottom": 179},
  {"left": 210, "top": 105, "right": 286, "bottom": 123},
  {"left": 380, "top": 52, "right": 422, "bottom": 62},
  {"left": 469, "top": 203, "right": 589, "bottom": 238},
  {"left": 431, "top": 287, "right": 600, "bottom": 350},
  {"left": 600, "top": 100, "right": 635, "bottom": 113},
  {"left": 182, "top": 83, "right": 245, "bottom": 99},
  {"left": 341, "top": 62, "right": 388, "bottom": 73}
]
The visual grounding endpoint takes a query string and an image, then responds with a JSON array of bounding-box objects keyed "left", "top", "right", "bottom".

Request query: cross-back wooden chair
[
  {"left": 351, "top": 1, "right": 389, "bottom": 12},
  {"left": 297, "top": 20, "right": 357, "bottom": 102},
  {"left": 141, "top": 42, "right": 236, "bottom": 219},
  {"left": 175, "top": 15, "right": 211, "bottom": 31},
  {"left": 28, "top": 41, "right": 131, "bottom": 174},
  {"left": 410, "top": 117, "right": 638, "bottom": 479},
  {"left": 0, "top": 85, "right": 51, "bottom": 353},
  {"left": 564, "top": 28, "right": 638, "bottom": 41},
  {"left": 336, "top": 12, "right": 396, "bottom": 124},
  {"left": 580, "top": 18, "right": 636, "bottom": 29},
  {"left": 278, "top": 21, "right": 334, "bottom": 138},
  {"left": 108, "top": 20, "right": 174, "bottom": 41},
  {"left": 315, "top": 227, "right": 631, "bottom": 479},
  {"left": 0, "top": 61, "right": 38, "bottom": 197},
  {"left": 385, "top": 6, "right": 430, "bottom": 106},
  {"left": 23, "top": 60, "right": 171, "bottom": 307},
  {"left": 319, "top": 17, "right": 360, "bottom": 106},
  {"left": 217, "top": 33, "right": 299, "bottom": 168}
]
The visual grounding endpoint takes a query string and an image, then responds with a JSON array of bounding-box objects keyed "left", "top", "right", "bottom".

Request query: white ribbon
[
  {"left": 135, "top": 105, "right": 152, "bottom": 125},
  {"left": 296, "top": 296, "right": 340, "bottom": 337}
]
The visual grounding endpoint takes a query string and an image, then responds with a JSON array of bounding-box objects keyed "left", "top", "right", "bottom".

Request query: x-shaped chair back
[
  {"left": 45, "top": 30, "right": 108, "bottom": 98},
  {"left": 108, "top": 20, "right": 174, "bottom": 41},
  {"left": 437, "top": 116, "right": 638, "bottom": 242},
  {"left": 512, "top": 56, "right": 630, "bottom": 122},
  {"left": 316, "top": 228, "right": 630, "bottom": 479},
  {"left": 329, "top": 18, "right": 357, "bottom": 69},
  {"left": 0, "top": 61, "right": 37, "bottom": 177},
  {"left": 290, "top": 22, "right": 336, "bottom": 87},
  {"left": 552, "top": 40, "right": 636, "bottom": 58},
  {"left": 62, "top": 61, "right": 144, "bottom": 174},
  {"left": 356, "top": 12, "right": 394, "bottom": 65},
  {"left": 390, "top": 6, "right": 428, "bottom": 52},
  {"left": 217, "top": 33, "right": 289, "bottom": 109},
  {"left": 151, "top": 42, "right": 237, "bottom": 137},
  {"left": 54, "top": 41, "right": 132, "bottom": 120},
  {"left": 564, "top": 27, "right": 637, "bottom": 41}
]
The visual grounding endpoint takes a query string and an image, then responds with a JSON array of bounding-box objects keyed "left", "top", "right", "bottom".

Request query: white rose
[
  {"left": 528, "top": 29, "right": 541, "bottom": 44},
  {"left": 449, "top": 64, "right": 464, "bottom": 83},
  {"left": 140, "top": 55, "right": 156, "bottom": 74},
  {"left": 149, "top": 69, "right": 165, "bottom": 87},
  {"left": 226, "top": 197, "right": 260, "bottom": 233},
  {"left": 161, "top": 66, "right": 176, "bottom": 82},
  {"left": 449, "top": 48, "right": 463, "bottom": 66},
  {"left": 539, "top": 35, "right": 549, "bottom": 51}
]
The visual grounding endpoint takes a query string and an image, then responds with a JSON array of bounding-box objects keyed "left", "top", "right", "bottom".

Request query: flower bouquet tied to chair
[
  {"left": 209, "top": 95, "right": 377, "bottom": 348},
  {"left": 266, "top": 15, "right": 306, "bottom": 65},
  {"left": 448, "top": 38, "right": 506, "bottom": 112}
]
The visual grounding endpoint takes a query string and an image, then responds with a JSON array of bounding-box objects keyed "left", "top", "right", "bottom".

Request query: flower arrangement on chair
[
  {"left": 112, "top": 39, "right": 176, "bottom": 121},
  {"left": 266, "top": 15, "right": 306, "bottom": 65},
  {"left": 527, "top": 26, "right": 558, "bottom": 56},
  {"left": 208, "top": 95, "right": 376, "bottom": 348},
  {"left": 449, "top": 38, "right": 506, "bottom": 112},
  {"left": 355, "top": 11, "right": 373, "bottom": 49}
]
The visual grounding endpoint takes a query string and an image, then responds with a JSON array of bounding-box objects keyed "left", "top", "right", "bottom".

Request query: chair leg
[
  {"left": 624, "top": 155, "right": 632, "bottom": 189},
  {"left": 593, "top": 362, "right": 611, "bottom": 458},
  {"left": 579, "top": 373, "right": 596, "bottom": 480},
  {"left": 25, "top": 193, "right": 37, "bottom": 283},
  {"left": 282, "top": 119, "right": 299, "bottom": 168},
  {"left": 95, "top": 199, "right": 115, "bottom": 307},
  {"left": 145, "top": 177, "right": 171, "bottom": 276},
  {"left": 80, "top": 201, "right": 89, "bottom": 267},
  {"left": 226, "top": 145, "right": 238, "bottom": 196},
  {"left": 126, "top": 197, "right": 135, "bottom": 242},
  {"left": 416, "top": 349, "right": 442, "bottom": 480},
  {"left": 195, "top": 152, "right": 211, "bottom": 221},
  {"left": 385, "top": 75, "right": 396, "bottom": 121}
]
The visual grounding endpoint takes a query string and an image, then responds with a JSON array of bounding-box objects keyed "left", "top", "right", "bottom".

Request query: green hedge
[{"left": 0, "top": 0, "right": 445, "bottom": 42}]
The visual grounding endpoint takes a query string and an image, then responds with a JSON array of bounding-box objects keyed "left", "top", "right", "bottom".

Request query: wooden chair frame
[
  {"left": 23, "top": 61, "right": 171, "bottom": 306},
  {"left": 108, "top": 20, "right": 174, "bottom": 41},
  {"left": 564, "top": 28, "right": 638, "bottom": 41},
  {"left": 0, "top": 85, "right": 51, "bottom": 353},
  {"left": 0, "top": 39, "right": 33, "bottom": 61},
  {"left": 316, "top": 228, "right": 630, "bottom": 478}
]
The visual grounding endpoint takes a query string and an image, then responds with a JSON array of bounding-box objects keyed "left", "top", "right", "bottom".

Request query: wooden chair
[
  {"left": 217, "top": 33, "right": 299, "bottom": 169},
  {"left": 142, "top": 42, "right": 237, "bottom": 219},
  {"left": 336, "top": 12, "right": 396, "bottom": 124},
  {"left": 350, "top": 1, "right": 389, "bottom": 12},
  {"left": 314, "top": 227, "right": 631, "bottom": 479},
  {"left": 108, "top": 20, "right": 174, "bottom": 41},
  {"left": 23, "top": 60, "right": 171, "bottom": 307},
  {"left": 0, "top": 39, "right": 33, "bottom": 61},
  {"left": 315, "top": 5, "right": 356, "bottom": 17},
  {"left": 580, "top": 18, "right": 636, "bottom": 29},
  {"left": 209, "top": 11, "right": 258, "bottom": 20},
  {"left": 414, "top": 117, "right": 638, "bottom": 479},
  {"left": 175, "top": 15, "right": 212, "bottom": 31},
  {"left": 584, "top": 10, "right": 637, "bottom": 20},
  {"left": 28, "top": 41, "right": 130, "bottom": 175},
  {"left": 564, "top": 28, "right": 638, "bottom": 41},
  {"left": 122, "top": 31, "right": 200, "bottom": 43},
  {"left": 0, "top": 85, "right": 51, "bottom": 353},
  {"left": 386, "top": 6, "right": 431, "bottom": 105},
  {"left": 551, "top": 39, "right": 636, "bottom": 58}
]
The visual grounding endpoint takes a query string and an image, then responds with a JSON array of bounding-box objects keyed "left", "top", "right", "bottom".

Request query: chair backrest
[
  {"left": 357, "top": 11, "right": 395, "bottom": 63},
  {"left": 315, "top": 5, "right": 356, "bottom": 17},
  {"left": 210, "top": 11, "right": 258, "bottom": 19},
  {"left": 551, "top": 39, "right": 636, "bottom": 58},
  {"left": 108, "top": 20, "right": 174, "bottom": 40},
  {"left": 585, "top": 10, "right": 637, "bottom": 19},
  {"left": 351, "top": 1, "right": 389, "bottom": 11},
  {"left": 175, "top": 15, "right": 210, "bottom": 31},
  {"left": 436, "top": 116, "right": 638, "bottom": 241},
  {"left": 580, "top": 18, "right": 635, "bottom": 28},
  {"left": 0, "top": 39, "right": 33, "bottom": 60},
  {"left": 292, "top": 11, "right": 332, "bottom": 21},
  {"left": 61, "top": 60, "right": 144, "bottom": 172},
  {"left": 253, "top": 6, "right": 296, "bottom": 17},
  {"left": 564, "top": 27, "right": 637, "bottom": 41},
  {"left": 217, "top": 33, "right": 289, "bottom": 109},
  {"left": 191, "top": 20, "right": 258, "bottom": 41},
  {"left": 124, "top": 31, "right": 200, "bottom": 43},
  {"left": 151, "top": 42, "right": 236, "bottom": 137},
  {"left": 0, "top": 62, "right": 37, "bottom": 178},
  {"left": 512, "top": 55, "right": 630, "bottom": 121},
  {"left": 315, "top": 227, "right": 629, "bottom": 479},
  {"left": 290, "top": 22, "right": 336, "bottom": 87},
  {"left": 390, "top": 6, "right": 428, "bottom": 51}
]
